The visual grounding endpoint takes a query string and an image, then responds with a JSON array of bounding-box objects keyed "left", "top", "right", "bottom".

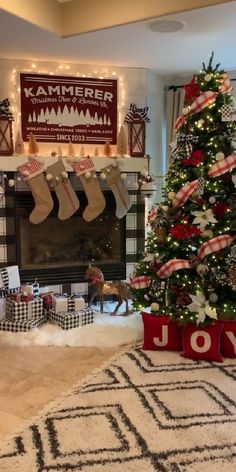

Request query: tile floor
[{"left": 0, "top": 343, "right": 120, "bottom": 440}]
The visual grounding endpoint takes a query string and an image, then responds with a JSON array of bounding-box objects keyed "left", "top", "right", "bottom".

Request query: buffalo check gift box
[
  {"left": 6, "top": 296, "right": 43, "bottom": 321},
  {"left": 48, "top": 307, "right": 94, "bottom": 330},
  {"left": 0, "top": 296, "right": 47, "bottom": 332}
]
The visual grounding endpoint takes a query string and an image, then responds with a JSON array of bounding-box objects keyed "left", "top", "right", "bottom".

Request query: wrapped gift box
[
  {"left": 52, "top": 294, "right": 85, "bottom": 313},
  {"left": 41, "top": 293, "right": 53, "bottom": 310},
  {"left": 48, "top": 308, "right": 94, "bottom": 330},
  {"left": 0, "top": 298, "right": 6, "bottom": 321},
  {"left": 6, "top": 297, "right": 43, "bottom": 321},
  {"left": 0, "top": 315, "right": 47, "bottom": 332}
]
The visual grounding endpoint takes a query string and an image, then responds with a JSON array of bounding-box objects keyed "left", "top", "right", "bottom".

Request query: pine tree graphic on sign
[{"left": 31, "top": 105, "right": 111, "bottom": 128}]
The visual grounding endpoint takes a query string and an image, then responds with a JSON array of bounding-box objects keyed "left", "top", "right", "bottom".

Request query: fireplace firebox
[{"left": 14, "top": 191, "right": 126, "bottom": 285}]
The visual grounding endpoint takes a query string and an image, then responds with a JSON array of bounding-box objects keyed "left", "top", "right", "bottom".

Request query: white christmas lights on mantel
[
  {"left": 0, "top": 155, "right": 149, "bottom": 174},
  {"left": 10, "top": 62, "right": 126, "bottom": 149}
]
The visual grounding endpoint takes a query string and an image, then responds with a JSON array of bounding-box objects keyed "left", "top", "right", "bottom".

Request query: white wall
[{"left": 146, "top": 70, "right": 165, "bottom": 203}]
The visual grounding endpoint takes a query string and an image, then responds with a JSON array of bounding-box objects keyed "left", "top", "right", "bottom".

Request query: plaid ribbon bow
[
  {"left": 171, "top": 134, "right": 199, "bottom": 159},
  {"left": 124, "top": 103, "right": 150, "bottom": 123},
  {"left": 0, "top": 98, "right": 14, "bottom": 121}
]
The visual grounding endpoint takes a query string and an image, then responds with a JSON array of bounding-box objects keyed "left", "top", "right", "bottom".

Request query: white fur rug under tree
[
  {"left": 0, "top": 346, "right": 236, "bottom": 471},
  {"left": 0, "top": 310, "right": 143, "bottom": 348}
]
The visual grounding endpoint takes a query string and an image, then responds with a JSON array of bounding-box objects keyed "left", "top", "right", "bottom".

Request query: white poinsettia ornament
[
  {"left": 192, "top": 208, "right": 217, "bottom": 229},
  {"left": 143, "top": 253, "right": 155, "bottom": 262},
  {"left": 232, "top": 174, "right": 236, "bottom": 187},
  {"left": 187, "top": 292, "right": 218, "bottom": 325}
]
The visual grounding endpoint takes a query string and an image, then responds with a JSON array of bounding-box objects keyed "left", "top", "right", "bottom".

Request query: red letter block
[
  {"left": 141, "top": 312, "right": 182, "bottom": 351},
  {"left": 219, "top": 320, "right": 236, "bottom": 358},
  {"left": 181, "top": 323, "right": 223, "bottom": 362}
]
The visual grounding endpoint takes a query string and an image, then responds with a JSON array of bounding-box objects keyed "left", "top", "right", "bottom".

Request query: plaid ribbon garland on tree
[
  {"left": 129, "top": 275, "right": 151, "bottom": 289},
  {"left": 174, "top": 74, "right": 233, "bottom": 132},
  {"left": 175, "top": 91, "right": 217, "bottom": 131},
  {"left": 156, "top": 259, "right": 191, "bottom": 278},
  {"left": 156, "top": 235, "right": 234, "bottom": 278},
  {"left": 172, "top": 179, "right": 199, "bottom": 208},
  {"left": 198, "top": 234, "right": 234, "bottom": 260},
  {"left": 208, "top": 153, "right": 236, "bottom": 177}
]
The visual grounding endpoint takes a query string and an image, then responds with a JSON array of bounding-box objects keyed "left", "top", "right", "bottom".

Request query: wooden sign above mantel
[{"left": 0, "top": 155, "right": 149, "bottom": 174}]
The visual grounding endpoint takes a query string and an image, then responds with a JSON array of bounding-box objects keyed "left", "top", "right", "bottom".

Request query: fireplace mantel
[{"left": 0, "top": 155, "right": 149, "bottom": 173}]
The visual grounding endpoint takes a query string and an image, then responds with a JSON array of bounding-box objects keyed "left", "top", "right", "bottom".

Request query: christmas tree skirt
[
  {"left": 0, "top": 345, "right": 235, "bottom": 471},
  {"left": 0, "top": 315, "right": 47, "bottom": 332},
  {"left": 0, "top": 309, "right": 143, "bottom": 347}
]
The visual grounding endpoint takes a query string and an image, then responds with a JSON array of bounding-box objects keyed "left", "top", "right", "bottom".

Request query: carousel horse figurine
[{"left": 85, "top": 264, "right": 130, "bottom": 315}]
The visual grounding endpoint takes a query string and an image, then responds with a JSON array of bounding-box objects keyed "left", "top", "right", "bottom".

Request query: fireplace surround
[{"left": 1, "top": 171, "right": 145, "bottom": 292}]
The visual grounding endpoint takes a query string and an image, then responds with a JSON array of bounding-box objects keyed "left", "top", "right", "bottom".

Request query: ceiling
[{"left": 0, "top": 1, "right": 236, "bottom": 76}]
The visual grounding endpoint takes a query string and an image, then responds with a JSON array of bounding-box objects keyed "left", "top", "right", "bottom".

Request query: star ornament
[
  {"left": 187, "top": 292, "right": 218, "bottom": 325},
  {"left": 192, "top": 208, "right": 217, "bottom": 229}
]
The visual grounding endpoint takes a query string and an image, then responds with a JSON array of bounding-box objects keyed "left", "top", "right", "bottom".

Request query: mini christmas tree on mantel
[{"left": 131, "top": 53, "right": 236, "bottom": 326}]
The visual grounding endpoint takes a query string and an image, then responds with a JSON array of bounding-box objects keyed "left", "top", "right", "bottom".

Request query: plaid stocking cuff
[
  {"left": 17, "top": 159, "right": 44, "bottom": 181},
  {"left": 73, "top": 158, "right": 95, "bottom": 176}
]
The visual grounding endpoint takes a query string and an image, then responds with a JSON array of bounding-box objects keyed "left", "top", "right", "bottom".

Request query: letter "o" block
[
  {"left": 190, "top": 331, "right": 211, "bottom": 353},
  {"left": 182, "top": 324, "right": 223, "bottom": 362}
]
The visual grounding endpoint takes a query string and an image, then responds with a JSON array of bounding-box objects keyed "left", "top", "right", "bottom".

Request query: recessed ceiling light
[{"left": 149, "top": 20, "right": 185, "bottom": 33}]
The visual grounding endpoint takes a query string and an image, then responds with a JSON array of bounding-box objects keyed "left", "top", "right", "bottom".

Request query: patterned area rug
[{"left": 0, "top": 346, "right": 236, "bottom": 471}]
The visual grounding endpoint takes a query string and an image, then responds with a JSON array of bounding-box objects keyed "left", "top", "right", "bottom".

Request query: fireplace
[
  {"left": 1, "top": 170, "right": 145, "bottom": 292},
  {"left": 14, "top": 191, "right": 126, "bottom": 285}
]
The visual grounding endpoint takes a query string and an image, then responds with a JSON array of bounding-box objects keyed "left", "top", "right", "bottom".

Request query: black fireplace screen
[
  {"left": 15, "top": 191, "right": 126, "bottom": 285},
  {"left": 20, "top": 214, "right": 122, "bottom": 269}
]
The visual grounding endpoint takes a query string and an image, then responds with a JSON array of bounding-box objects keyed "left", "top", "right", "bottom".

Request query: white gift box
[
  {"left": 52, "top": 295, "right": 85, "bottom": 313},
  {"left": 67, "top": 296, "right": 85, "bottom": 312},
  {"left": 52, "top": 296, "right": 68, "bottom": 313}
]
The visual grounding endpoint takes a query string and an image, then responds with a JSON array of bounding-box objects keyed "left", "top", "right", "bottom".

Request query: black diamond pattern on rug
[{"left": 0, "top": 346, "right": 236, "bottom": 471}]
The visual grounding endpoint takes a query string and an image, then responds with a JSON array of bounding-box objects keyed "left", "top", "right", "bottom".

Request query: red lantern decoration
[
  {"left": 0, "top": 118, "right": 13, "bottom": 156},
  {"left": 124, "top": 103, "right": 150, "bottom": 157},
  {"left": 0, "top": 99, "right": 14, "bottom": 156}
]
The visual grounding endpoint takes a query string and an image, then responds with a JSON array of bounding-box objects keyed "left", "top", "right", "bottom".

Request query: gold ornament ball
[
  {"left": 209, "top": 293, "right": 218, "bottom": 303},
  {"left": 196, "top": 264, "right": 209, "bottom": 276},
  {"left": 215, "top": 152, "right": 225, "bottom": 161},
  {"left": 8, "top": 179, "right": 15, "bottom": 187},
  {"left": 168, "top": 191, "right": 176, "bottom": 200},
  {"left": 202, "top": 229, "right": 213, "bottom": 239},
  {"left": 151, "top": 302, "right": 160, "bottom": 312},
  {"left": 182, "top": 107, "right": 189, "bottom": 116},
  {"left": 209, "top": 196, "right": 216, "bottom": 204},
  {"left": 204, "top": 74, "right": 212, "bottom": 82}
]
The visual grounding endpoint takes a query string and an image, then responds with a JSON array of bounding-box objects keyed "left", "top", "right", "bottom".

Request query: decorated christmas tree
[{"left": 131, "top": 54, "right": 236, "bottom": 325}]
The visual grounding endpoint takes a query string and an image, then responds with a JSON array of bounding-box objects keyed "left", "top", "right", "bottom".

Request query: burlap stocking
[
  {"left": 101, "top": 164, "right": 132, "bottom": 219},
  {"left": 46, "top": 159, "right": 80, "bottom": 220},
  {"left": 17, "top": 159, "right": 53, "bottom": 224},
  {"left": 73, "top": 158, "right": 105, "bottom": 221}
]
